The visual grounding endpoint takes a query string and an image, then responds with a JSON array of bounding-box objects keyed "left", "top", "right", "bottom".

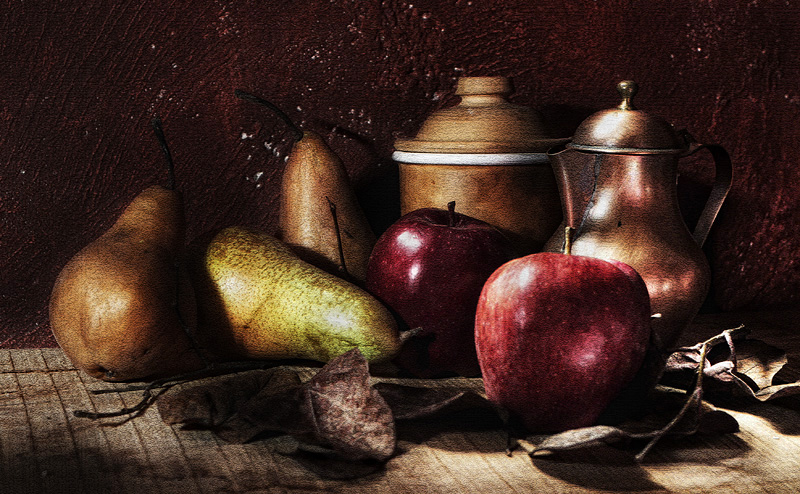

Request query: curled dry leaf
[
  {"left": 303, "top": 348, "right": 396, "bottom": 461},
  {"left": 158, "top": 349, "right": 397, "bottom": 463},
  {"left": 530, "top": 386, "right": 738, "bottom": 461},
  {"left": 532, "top": 425, "right": 634, "bottom": 454},
  {"left": 664, "top": 329, "right": 800, "bottom": 402}
]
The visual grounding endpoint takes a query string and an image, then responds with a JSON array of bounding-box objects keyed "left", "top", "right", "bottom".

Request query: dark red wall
[{"left": 2, "top": 1, "right": 798, "bottom": 347}]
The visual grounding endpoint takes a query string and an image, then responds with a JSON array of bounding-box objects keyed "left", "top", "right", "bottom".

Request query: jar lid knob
[
  {"left": 455, "top": 76, "right": 512, "bottom": 96},
  {"left": 617, "top": 80, "right": 638, "bottom": 110}
]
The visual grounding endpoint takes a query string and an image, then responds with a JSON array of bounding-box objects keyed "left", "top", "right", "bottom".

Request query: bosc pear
[
  {"left": 191, "top": 226, "right": 400, "bottom": 364},
  {"left": 49, "top": 120, "right": 205, "bottom": 381},
  {"left": 235, "top": 90, "right": 376, "bottom": 283},
  {"left": 280, "top": 131, "right": 377, "bottom": 283}
]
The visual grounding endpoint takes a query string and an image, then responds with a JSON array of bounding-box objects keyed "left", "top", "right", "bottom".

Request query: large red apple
[
  {"left": 366, "top": 202, "right": 513, "bottom": 377},
  {"left": 475, "top": 251, "right": 651, "bottom": 432}
]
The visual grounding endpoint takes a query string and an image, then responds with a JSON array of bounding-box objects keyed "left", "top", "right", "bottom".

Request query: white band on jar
[{"left": 392, "top": 151, "right": 549, "bottom": 165}]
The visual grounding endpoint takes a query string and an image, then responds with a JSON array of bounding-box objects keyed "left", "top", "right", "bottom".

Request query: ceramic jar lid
[
  {"left": 393, "top": 76, "right": 568, "bottom": 158},
  {"left": 568, "top": 80, "right": 688, "bottom": 155}
]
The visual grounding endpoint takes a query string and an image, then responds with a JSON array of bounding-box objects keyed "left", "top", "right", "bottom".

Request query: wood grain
[{"left": 3, "top": 310, "right": 800, "bottom": 494}]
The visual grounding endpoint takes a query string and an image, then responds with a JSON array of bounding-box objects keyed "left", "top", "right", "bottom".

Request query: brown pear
[
  {"left": 279, "top": 131, "right": 377, "bottom": 283},
  {"left": 234, "top": 89, "right": 376, "bottom": 283},
  {"left": 49, "top": 121, "right": 204, "bottom": 381}
]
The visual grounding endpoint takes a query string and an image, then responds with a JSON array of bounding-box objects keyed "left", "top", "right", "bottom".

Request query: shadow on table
[
  {"left": 395, "top": 407, "right": 508, "bottom": 453},
  {"left": 717, "top": 394, "right": 800, "bottom": 436},
  {"left": 3, "top": 447, "right": 158, "bottom": 494},
  {"left": 530, "top": 429, "right": 751, "bottom": 492},
  {"left": 530, "top": 445, "right": 666, "bottom": 492}
]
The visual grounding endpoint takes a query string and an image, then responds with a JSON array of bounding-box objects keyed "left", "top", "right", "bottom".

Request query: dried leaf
[
  {"left": 158, "top": 348, "right": 396, "bottom": 463},
  {"left": 303, "top": 348, "right": 396, "bottom": 461},
  {"left": 665, "top": 344, "right": 738, "bottom": 382},
  {"left": 158, "top": 368, "right": 301, "bottom": 428},
  {"left": 705, "top": 360, "right": 736, "bottom": 381},
  {"left": 375, "top": 382, "right": 491, "bottom": 421},
  {"left": 663, "top": 333, "right": 800, "bottom": 403},
  {"left": 533, "top": 425, "right": 634, "bottom": 453},
  {"left": 734, "top": 339, "right": 787, "bottom": 389},
  {"left": 664, "top": 345, "right": 704, "bottom": 372}
]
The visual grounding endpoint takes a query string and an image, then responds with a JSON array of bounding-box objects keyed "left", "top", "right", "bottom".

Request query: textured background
[{"left": 1, "top": 1, "right": 798, "bottom": 347}]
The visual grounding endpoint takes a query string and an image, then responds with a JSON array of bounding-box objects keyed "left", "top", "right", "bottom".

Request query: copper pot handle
[{"left": 681, "top": 141, "right": 733, "bottom": 247}]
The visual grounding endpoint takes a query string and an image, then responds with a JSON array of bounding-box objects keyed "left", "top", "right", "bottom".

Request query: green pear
[
  {"left": 49, "top": 120, "right": 205, "bottom": 381},
  {"left": 192, "top": 226, "right": 400, "bottom": 364}
]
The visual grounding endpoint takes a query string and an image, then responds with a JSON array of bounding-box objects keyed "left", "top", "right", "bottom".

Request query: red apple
[
  {"left": 475, "top": 252, "right": 651, "bottom": 432},
  {"left": 366, "top": 202, "right": 513, "bottom": 377}
]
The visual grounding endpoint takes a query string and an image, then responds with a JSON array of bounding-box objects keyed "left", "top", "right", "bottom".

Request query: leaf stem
[
  {"left": 633, "top": 324, "right": 747, "bottom": 461},
  {"left": 74, "top": 360, "right": 295, "bottom": 422}
]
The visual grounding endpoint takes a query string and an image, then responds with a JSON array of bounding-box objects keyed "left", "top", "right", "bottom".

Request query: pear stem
[
  {"left": 234, "top": 89, "right": 304, "bottom": 142},
  {"left": 562, "top": 226, "right": 575, "bottom": 256},
  {"left": 326, "top": 196, "right": 351, "bottom": 280},
  {"left": 151, "top": 117, "right": 176, "bottom": 191},
  {"left": 150, "top": 118, "right": 209, "bottom": 368}
]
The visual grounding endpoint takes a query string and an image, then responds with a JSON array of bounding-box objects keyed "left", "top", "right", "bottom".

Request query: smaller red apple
[
  {"left": 366, "top": 202, "right": 513, "bottom": 377},
  {"left": 475, "top": 249, "right": 652, "bottom": 433}
]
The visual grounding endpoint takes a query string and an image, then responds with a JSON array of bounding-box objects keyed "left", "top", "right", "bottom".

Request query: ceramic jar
[{"left": 392, "top": 76, "right": 567, "bottom": 255}]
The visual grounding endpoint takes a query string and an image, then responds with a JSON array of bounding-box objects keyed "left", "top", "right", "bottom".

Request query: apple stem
[
  {"left": 234, "top": 89, "right": 304, "bottom": 142},
  {"left": 326, "top": 196, "right": 351, "bottom": 280},
  {"left": 151, "top": 117, "right": 176, "bottom": 191},
  {"left": 562, "top": 226, "right": 576, "bottom": 256},
  {"left": 447, "top": 201, "right": 457, "bottom": 228}
]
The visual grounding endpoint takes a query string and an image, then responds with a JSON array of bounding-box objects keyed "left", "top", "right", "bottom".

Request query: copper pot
[{"left": 544, "top": 81, "right": 733, "bottom": 350}]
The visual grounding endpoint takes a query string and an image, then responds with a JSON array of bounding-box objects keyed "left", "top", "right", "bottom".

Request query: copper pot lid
[
  {"left": 568, "top": 81, "right": 688, "bottom": 155},
  {"left": 394, "top": 76, "right": 568, "bottom": 154}
]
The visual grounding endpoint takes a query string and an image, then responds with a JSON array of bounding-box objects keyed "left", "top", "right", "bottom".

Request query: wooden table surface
[{"left": 3, "top": 308, "right": 800, "bottom": 494}]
